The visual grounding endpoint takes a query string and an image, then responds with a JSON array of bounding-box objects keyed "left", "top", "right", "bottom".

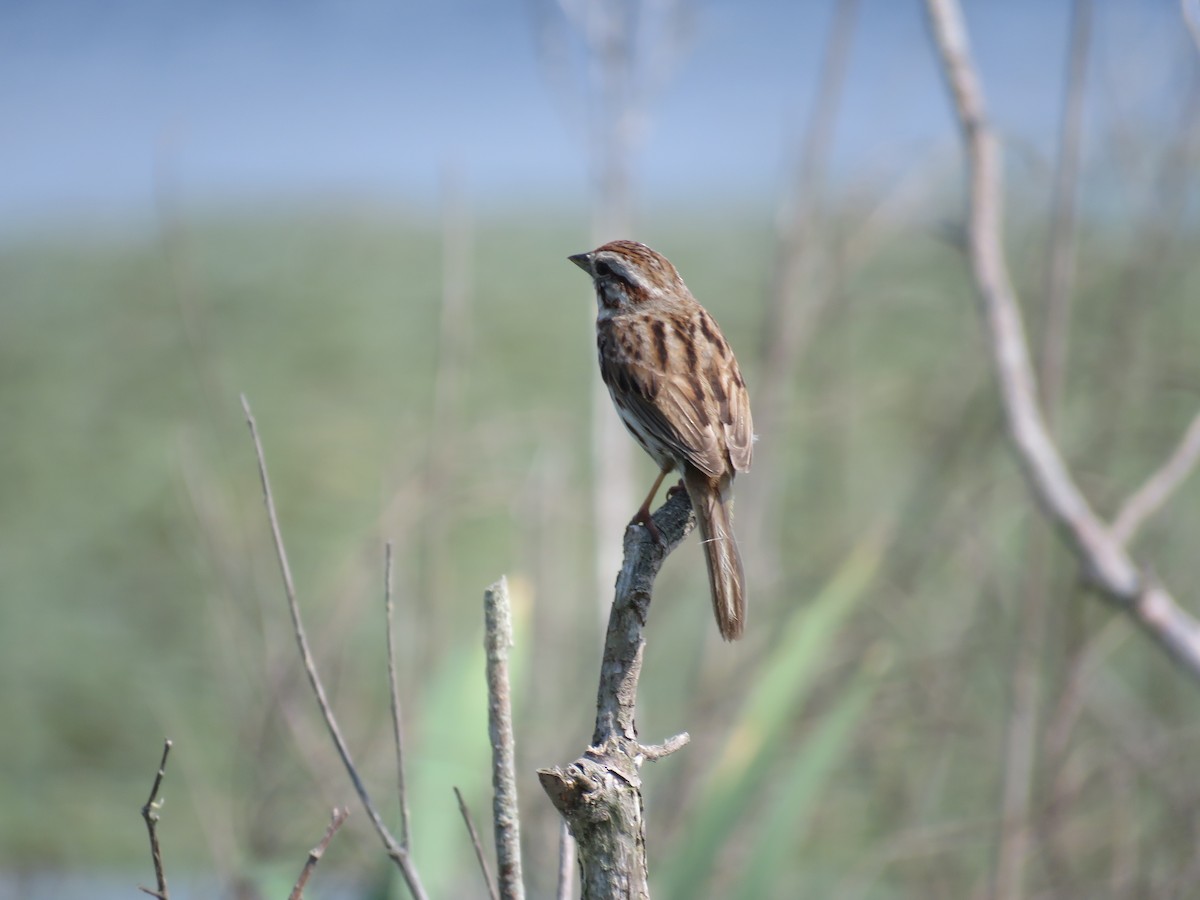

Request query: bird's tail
[{"left": 684, "top": 469, "right": 746, "bottom": 641}]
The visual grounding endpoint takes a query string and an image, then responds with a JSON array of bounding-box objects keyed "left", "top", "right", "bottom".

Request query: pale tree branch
[
  {"left": 241, "top": 394, "right": 429, "bottom": 900},
  {"left": 923, "top": 0, "right": 1200, "bottom": 680},
  {"left": 288, "top": 807, "right": 350, "bottom": 900},
  {"left": 1111, "top": 410, "right": 1200, "bottom": 546},
  {"left": 538, "top": 489, "right": 696, "bottom": 899},
  {"left": 484, "top": 578, "right": 526, "bottom": 900}
]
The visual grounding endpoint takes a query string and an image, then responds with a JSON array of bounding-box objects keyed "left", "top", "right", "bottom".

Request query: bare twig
[
  {"left": 288, "top": 807, "right": 350, "bottom": 900},
  {"left": 636, "top": 731, "right": 691, "bottom": 761},
  {"left": 1112, "top": 411, "right": 1200, "bottom": 545},
  {"left": 138, "top": 739, "right": 173, "bottom": 900},
  {"left": 538, "top": 489, "right": 696, "bottom": 898},
  {"left": 241, "top": 394, "right": 429, "bottom": 900},
  {"left": 923, "top": 0, "right": 1200, "bottom": 680},
  {"left": 483, "top": 577, "right": 526, "bottom": 900},
  {"left": 384, "top": 541, "right": 413, "bottom": 851},
  {"left": 455, "top": 786, "right": 500, "bottom": 900},
  {"left": 556, "top": 820, "right": 576, "bottom": 900}
]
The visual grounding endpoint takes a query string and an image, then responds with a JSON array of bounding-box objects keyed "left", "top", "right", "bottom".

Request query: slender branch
[
  {"left": 138, "top": 739, "right": 173, "bottom": 900},
  {"left": 538, "top": 489, "right": 697, "bottom": 899},
  {"left": 1111, "top": 410, "right": 1200, "bottom": 545},
  {"left": 455, "top": 786, "right": 500, "bottom": 900},
  {"left": 384, "top": 541, "right": 413, "bottom": 851},
  {"left": 636, "top": 731, "right": 691, "bottom": 762},
  {"left": 484, "top": 577, "right": 526, "bottom": 900},
  {"left": 556, "top": 820, "right": 576, "bottom": 900},
  {"left": 288, "top": 807, "right": 350, "bottom": 900},
  {"left": 240, "top": 394, "right": 429, "bottom": 900},
  {"left": 923, "top": 0, "right": 1200, "bottom": 680}
]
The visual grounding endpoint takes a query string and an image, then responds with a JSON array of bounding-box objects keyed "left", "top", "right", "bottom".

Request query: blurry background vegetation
[{"left": 3, "top": 1, "right": 1200, "bottom": 898}]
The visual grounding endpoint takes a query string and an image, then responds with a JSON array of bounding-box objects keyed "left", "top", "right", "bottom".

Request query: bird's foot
[{"left": 629, "top": 503, "right": 663, "bottom": 544}]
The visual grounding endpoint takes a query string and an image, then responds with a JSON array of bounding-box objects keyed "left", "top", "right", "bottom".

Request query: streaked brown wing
[{"left": 598, "top": 319, "right": 726, "bottom": 479}]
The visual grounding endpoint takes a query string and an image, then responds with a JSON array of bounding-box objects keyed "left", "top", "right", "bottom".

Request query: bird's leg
[
  {"left": 630, "top": 466, "right": 671, "bottom": 543},
  {"left": 665, "top": 477, "right": 687, "bottom": 500}
]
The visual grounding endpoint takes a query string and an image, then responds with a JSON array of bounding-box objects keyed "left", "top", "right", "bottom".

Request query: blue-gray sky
[{"left": 0, "top": 0, "right": 1193, "bottom": 232}]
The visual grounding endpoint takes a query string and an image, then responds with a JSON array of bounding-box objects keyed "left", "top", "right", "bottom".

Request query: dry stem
[
  {"left": 455, "top": 786, "right": 500, "bottom": 900},
  {"left": 924, "top": 0, "right": 1200, "bottom": 681},
  {"left": 138, "top": 739, "right": 173, "bottom": 900},
  {"left": 484, "top": 577, "right": 526, "bottom": 900},
  {"left": 288, "top": 807, "right": 350, "bottom": 900}
]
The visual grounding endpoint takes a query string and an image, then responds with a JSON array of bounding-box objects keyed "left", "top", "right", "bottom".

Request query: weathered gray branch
[
  {"left": 924, "top": 0, "right": 1200, "bottom": 680},
  {"left": 538, "top": 490, "right": 695, "bottom": 899},
  {"left": 484, "top": 578, "right": 526, "bottom": 900}
]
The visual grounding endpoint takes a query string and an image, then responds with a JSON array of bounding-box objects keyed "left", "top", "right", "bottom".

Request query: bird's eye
[{"left": 594, "top": 260, "right": 614, "bottom": 278}]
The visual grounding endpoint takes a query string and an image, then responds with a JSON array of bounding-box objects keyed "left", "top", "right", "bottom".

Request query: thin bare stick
[
  {"left": 138, "top": 739, "right": 173, "bottom": 900},
  {"left": 384, "top": 541, "right": 413, "bottom": 851},
  {"left": 240, "top": 394, "right": 429, "bottom": 900},
  {"left": 556, "top": 820, "right": 575, "bottom": 900},
  {"left": 483, "top": 577, "right": 526, "bottom": 900},
  {"left": 288, "top": 807, "right": 350, "bottom": 900},
  {"left": 1112, "top": 410, "right": 1200, "bottom": 545},
  {"left": 455, "top": 786, "right": 500, "bottom": 900},
  {"left": 637, "top": 731, "right": 691, "bottom": 762},
  {"left": 923, "top": 0, "right": 1200, "bottom": 680}
]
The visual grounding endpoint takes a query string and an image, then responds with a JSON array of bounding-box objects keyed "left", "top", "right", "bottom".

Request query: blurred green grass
[{"left": 2, "top": 201, "right": 1200, "bottom": 897}]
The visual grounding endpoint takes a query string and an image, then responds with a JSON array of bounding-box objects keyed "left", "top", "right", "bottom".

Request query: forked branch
[
  {"left": 923, "top": 0, "right": 1200, "bottom": 679},
  {"left": 241, "top": 395, "right": 429, "bottom": 900}
]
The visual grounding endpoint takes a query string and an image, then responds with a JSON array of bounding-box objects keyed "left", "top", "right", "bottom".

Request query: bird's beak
[{"left": 567, "top": 252, "right": 591, "bottom": 273}]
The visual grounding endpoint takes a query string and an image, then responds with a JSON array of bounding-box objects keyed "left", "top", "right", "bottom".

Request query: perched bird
[{"left": 569, "top": 240, "right": 754, "bottom": 640}]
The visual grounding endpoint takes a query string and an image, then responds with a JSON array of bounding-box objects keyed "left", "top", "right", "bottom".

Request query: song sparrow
[{"left": 569, "top": 240, "right": 754, "bottom": 640}]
